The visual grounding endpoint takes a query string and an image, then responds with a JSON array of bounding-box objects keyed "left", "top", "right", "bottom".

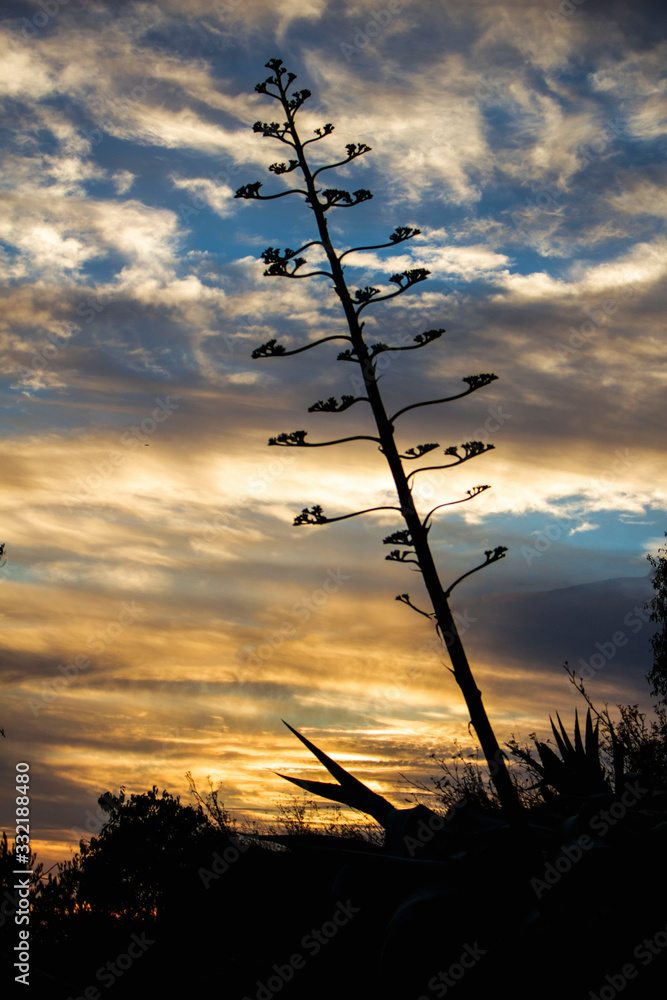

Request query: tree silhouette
[
  {"left": 236, "top": 58, "right": 520, "bottom": 815},
  {"left": 67, "top": 787, "right": 223, "bottom": 920},
  {"left": 647, "top": 532, "right": 667, "bottom": 704}
]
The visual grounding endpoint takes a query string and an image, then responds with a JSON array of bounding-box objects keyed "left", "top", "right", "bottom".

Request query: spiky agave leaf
[
  {"left": 280, "top": 721, "right": 394, "bottom": 826},
  {"left": 524, "top": 710, "right": 610, "bottom": 797}
]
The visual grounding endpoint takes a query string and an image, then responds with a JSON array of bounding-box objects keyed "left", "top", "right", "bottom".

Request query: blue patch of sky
[
  {"left": 434, "top": 503, "right": 663, "bottom": 569},
  {"left": 78, "top": 253, "right": 128, "bottom": 287}
]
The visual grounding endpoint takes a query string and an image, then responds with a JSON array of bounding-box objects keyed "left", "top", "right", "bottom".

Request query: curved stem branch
[
  {"left": 252, "top": 335, "right": 351, "bottom": 359},
  {"left": 294, "top": 505, "right": 402, "bottom": 526},
  {"left": 391, "top": 375, "right": 498, "bottom": 422},
  {"left": 444, "top": 547, "right": 508, "bottom": 598},
  {"left": 339, "top": 227, "right": 421, "bottom": 260},
  {"left": 395, "top": 593, "right": 436, "bottom": 620},
  {"left": 391, "top": 388, "right": 474, "bottom": 422},
  {"left": 355, "top": 284, "right": 411, "bottom": 314},
  {"left": 272, "top": 270, "right": 334, "bottom": 280},
  {"left": 270, "top": 434, "right": 380, "bottom": 447},
  {"left": 423, "top": 487, "right": 490, "bottom": 529},
  {"left": 406, "top": 446, "right": 494, "bottom": 485}
]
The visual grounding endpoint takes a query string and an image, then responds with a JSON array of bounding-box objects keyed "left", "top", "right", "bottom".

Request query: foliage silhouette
[
  {"left": 646, "top": 532, "right": 667, "bottom": 703},
  {"left": 236, "top": 57, "right": 520, "bottom": 816},
  {"left": 63, "top": 786, "right": 226, "bottom": 920}
]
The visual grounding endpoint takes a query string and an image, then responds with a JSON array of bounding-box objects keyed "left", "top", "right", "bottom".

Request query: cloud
[
  {"left": 170, "top": 174, "right": 237, "bottom": 218},
  {"left": 2, "top": 0, "right": 666, "bottom": 869},
  {"left": 589, "top": 41, "right": 667, "bottom": 139}
]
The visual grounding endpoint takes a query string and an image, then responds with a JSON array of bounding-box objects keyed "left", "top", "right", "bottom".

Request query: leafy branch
[
  {"left": 308, "top": 395, "right": 367, "bottom": 413},
  {"left": 383, "top": 530, "right": 413, "bottom": 546},
  {"left": 386, "top": 550, "right": 421, "bottom": 567},
  {"left": 423, "top": 485, "right": 491, "bottom": 529},
  {"left": 260, "top": 245, "right": 332, "bottom": 279},
  {"left": 399, "top": 443, "right": 440, "bottom": 461},
  {"left": 235, "top": 181, "right": 307, "bottom": 200},
  {"left": 390, "top": 374, "right": 499, "bottom": 422},
  {"left": 252, "top": 336, "right": 351, "bottom": 359},
  {"left": 337, "top": 330, "right": 443, "bottom": 363},
  {"left": 268, "top": 430, "right": 380, "bottom": 447},
  {"left": 395, "top": 593, "right": 436, "bottom": 621},
  {"left": 302, "top": 123, "right": 335, "bottom": 146},
  {"left": 339, "top": 225, "right": 421, "bottom": 260},
  {"left": 353, "top": 269, "right": 430, "bottom": 314},
  {"left": 443, "top": 547, "right": 508, "bottom": 598},
  {"left": 269, "top": 160, "right": 299, "bottom": 175},
  {"left": 293, "top": 504, "right": 402, "bottom": 526},
  {"left": 313, "top": 188, "right": 374, "bottom": 211},
  {"left": 312, "top": 143, "right": 372, "bottom": 180},
  {"left": 406, "top": 441, "right": 495, "bottom": 484}
]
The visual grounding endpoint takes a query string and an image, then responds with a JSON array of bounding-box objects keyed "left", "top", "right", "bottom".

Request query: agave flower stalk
[{"left": 236, "top": 58, "right": 522, "bottom": 817}]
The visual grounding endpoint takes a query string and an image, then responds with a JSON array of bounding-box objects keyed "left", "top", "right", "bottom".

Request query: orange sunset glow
[{"left": 1, "top": 0, "right": 665, "bottom": 885}]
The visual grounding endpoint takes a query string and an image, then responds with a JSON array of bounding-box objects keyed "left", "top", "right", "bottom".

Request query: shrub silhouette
[{"left": 647, "top": 532, "right": 667, "bottom": 703}]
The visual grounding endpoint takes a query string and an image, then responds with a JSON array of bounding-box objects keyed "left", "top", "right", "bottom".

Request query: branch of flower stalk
[
  {"left": 252, "top": 336, "right": 351, "bottom": 359},
  {"left": 302, "top": 123, "right": 335, "bottom": 146},
  {"left": 353, "top": 269, "right": 430, "bottom": 314},
  {"left": 444, "top": 547, "right": 509, "bottom": 599},
  {"left": 391, "top": 374, "right": 499, "bottom": 422},
  {"left": 423, "top": 486, "right": 491, "bottom": 529},
  {"left": 235, "top": 181, "right": 307, "bottom": 199},
  {"left": 338, "top": 225, "right": 421, "bottom": 260},
  {"left": 293, "top": 504, "right": 403, "bottom": 526},
  {"left": 406, "top": 442, "right": 495, "bottom": 485},
  {"left": 395, "top": 593, "right": 436, "bottom": 621},
  {"left": 268, "top": 430, "right": 380, "bottom": 447},
  {"left": 312, "top": 143, "right": 372, "bottom": 179},
  {"left": 308, "top": 395, "right": 369, "bottom": 413},
  {"left": 337, "top": 331, "right": 444, "bottom": 363}
]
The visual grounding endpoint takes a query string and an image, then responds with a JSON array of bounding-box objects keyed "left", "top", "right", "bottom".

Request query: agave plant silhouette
[{"left": 507, "top": 710, "right": 611, "bottom": 799}]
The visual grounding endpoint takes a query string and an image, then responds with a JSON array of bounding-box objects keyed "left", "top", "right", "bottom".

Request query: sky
[{"left": 0, "top": 0, "right": 665, "bottom": 869}]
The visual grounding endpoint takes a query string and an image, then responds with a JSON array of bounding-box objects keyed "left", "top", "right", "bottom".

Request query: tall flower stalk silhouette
[{"left": 236, "top": 58, "right": 521, "bottom": 817}]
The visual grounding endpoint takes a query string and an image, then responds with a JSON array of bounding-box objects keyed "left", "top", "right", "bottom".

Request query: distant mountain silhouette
[{"left": 461, "top": 574, "right": 656, "bottom": 700}]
